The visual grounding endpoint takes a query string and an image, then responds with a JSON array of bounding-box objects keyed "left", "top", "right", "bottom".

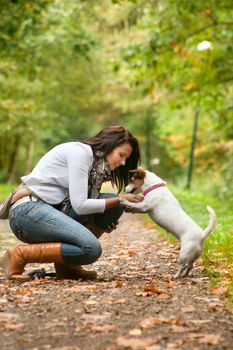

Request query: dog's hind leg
[
  {"left": 180, "top": 262, "right": 193, "bottom": 277},
  {"left": 174, "top": 261, "right": 194, "bottom": 278},
  {"left": 173, "top": 263, "right": 188, "bottom": 279}
]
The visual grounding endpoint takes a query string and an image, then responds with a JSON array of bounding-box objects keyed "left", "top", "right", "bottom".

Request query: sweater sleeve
[{"left": 67, "top": 144, "right": 106, "bottom": 215}]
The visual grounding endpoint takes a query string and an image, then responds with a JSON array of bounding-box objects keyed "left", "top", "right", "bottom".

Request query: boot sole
[
  {"left": 9, "top": 274, "right": 30, "bottom": 282},
  {"left": 55, "top": 263, "right": 97, "bottom": 280},
  {"left": 56, "top": 272, "right": 97, "bottom": 280}
]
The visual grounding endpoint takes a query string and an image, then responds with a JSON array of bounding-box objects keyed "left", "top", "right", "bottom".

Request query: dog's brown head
[{"left": 126, "top": 168, "right": 146, "bottom": 193}]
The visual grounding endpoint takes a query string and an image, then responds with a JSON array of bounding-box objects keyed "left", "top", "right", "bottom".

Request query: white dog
[{"left": 121, "top": 168, "right": 216, "bottom": 278}]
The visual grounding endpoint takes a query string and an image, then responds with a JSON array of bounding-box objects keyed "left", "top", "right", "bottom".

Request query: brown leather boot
[
  {"left": 54, "top": 263, "right": 97, "bottom": 280},
  {"left": 0, "top": 243, "right": 63, "bottom": 281}
]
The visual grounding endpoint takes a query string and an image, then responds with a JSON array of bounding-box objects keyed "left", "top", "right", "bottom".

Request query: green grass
[{"left": 0, "top": 183, "right": 19, "bottom": 202}]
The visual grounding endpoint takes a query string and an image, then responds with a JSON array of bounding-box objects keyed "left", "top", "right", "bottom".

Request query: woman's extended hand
[{"left": 120, "top": 194, "right": 144, "bottom": 203}]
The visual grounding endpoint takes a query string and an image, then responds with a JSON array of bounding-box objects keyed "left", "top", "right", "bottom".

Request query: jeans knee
[{"left": 86, "top": 239, "right": 102, "bottom": 263}]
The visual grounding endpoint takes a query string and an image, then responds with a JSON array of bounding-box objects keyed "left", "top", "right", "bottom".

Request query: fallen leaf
[
  {"left": 143, "top": 286, "right": 164, "bottom": 294},
  {"left": 81, "top": 313, "right": 110, "bottom": 324},
  {"left": 44, "top": 321, "right": 67, "bottom": 329},
  {"left": 198, "top": 334, "right": 222, "bottom": 345},
  {"left": 112, "top": 298, "right": 126, "bottom": 304},
  {"left": 208, "top": 301, "right": 224, "bottom": 312},
  {"left": 170, "top": 325, "right": 190, "bottom": 333},
  {"left": 190, "top": 319, "right": 212, "bottom": 325},
  {"left": 15, "top": 288, "right": 31, "bottom": 295},
  {"left": 140, "top": 316, "right": 180, "bottom": 329},
  {"left": 116, "top": 336, "right": 156, "bottom": 350},
  {"left": 83, "top": 300, "right": 98, "bottom": 305},
  {"left": 0, "top": 312, "right": 20, "bottom": 322},
  {"left": 51, "top": 332, "right": 69, "bottom": 337},
  {"left": 140, "top": 317, "right": 162, "bottom": 328},
  {"left": 129, "top": 329, "right": 142, "bottom": 336},
  {"left": 128, "top": 250, "right": 137, "bottom": 257},
  {"left": 0, "top": 297, "right": 8, "bottom": 304},
  {"left": 16, "top": 296, "right": 31, "bottom": 303},
  {"left": 89, "top": 324, "right": 117, "bottom": 333},
  {"left": 210, "top": 285, "right": 228, "bottom": 295},
  {"left": 53, "top": 347, "right": 81, "bottom": 350},
  {"left": 181, "top": 305, "right": 196, "bottom": 313},
  {"left": 4, "top": 322, "right": 25, "bottom": 330},
  {"left": 114, "top": 281, "right": 123, "bottom": 288}
]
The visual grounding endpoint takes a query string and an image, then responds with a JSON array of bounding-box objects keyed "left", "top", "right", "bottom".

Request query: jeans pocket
[{"left": 23, "top": 201, "right": 52, "bottom": 223}]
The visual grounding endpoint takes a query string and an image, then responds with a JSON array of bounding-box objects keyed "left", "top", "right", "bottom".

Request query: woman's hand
[
  {"left": 120, "top": 194, "right": 144, "bottom": 203},
  {"left": 106, "top": 220, "right": 119, "bottom": 233}
]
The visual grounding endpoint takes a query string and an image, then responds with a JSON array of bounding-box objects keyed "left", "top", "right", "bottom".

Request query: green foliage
[
  {"left": 0, "top": 0, "right": 232, "bottom": 203},
  {"left": 110, "top": 0, "right": 233, "bottom": 200},
  {"left": 0, "top": 183, "right": 18, "bottom": 201},
  {"left": 0, "top": 0, "right": 104, "bottom": 182}
]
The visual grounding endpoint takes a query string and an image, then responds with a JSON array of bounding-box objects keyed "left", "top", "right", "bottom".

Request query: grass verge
[{"left": 0, "top": 183, "right": 18, "bottom": 202}]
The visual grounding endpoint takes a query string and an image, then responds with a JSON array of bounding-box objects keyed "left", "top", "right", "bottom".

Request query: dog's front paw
[
  {"left": 119, "top": 197, "right": 128, "bottom": 205},
  {"left": 119, "top": 198, "right": 135, "bottom": 212}
]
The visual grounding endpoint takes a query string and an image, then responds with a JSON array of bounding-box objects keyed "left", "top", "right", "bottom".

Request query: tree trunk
[
  {"left": 7, "top": 135, "right": 21, "bottom": 183},
  {"left": 25, "top": 139, "right": 34, "bottom": 174}
]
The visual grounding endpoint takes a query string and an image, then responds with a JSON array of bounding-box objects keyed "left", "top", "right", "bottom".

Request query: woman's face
[{"left": 107, "top": 142, "right": 133, "bottom": 171}]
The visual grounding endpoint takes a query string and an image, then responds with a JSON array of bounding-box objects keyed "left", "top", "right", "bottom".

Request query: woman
[{"left": 1, "top": 126, "right": 142, "bottom": 281}]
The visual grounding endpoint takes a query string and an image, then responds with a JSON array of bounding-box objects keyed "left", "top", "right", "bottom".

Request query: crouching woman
[{"left": 1, "top": 126, "right": 142, "bottom": 281}]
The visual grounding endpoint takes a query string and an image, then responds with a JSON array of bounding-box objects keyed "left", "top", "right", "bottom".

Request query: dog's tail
[{"left": 201, "top": 206, "right": 216, "bottom": 240}]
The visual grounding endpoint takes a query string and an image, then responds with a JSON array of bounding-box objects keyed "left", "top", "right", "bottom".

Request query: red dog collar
[{"left": 143, "top": 183, "right": 166, "bottom": 196}]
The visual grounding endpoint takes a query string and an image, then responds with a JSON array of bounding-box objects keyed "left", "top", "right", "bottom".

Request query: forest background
[{"left": 0, "top": 0, "right": 232, "bottom": 201}]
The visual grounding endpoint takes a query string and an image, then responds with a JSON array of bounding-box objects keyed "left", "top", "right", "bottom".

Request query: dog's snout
[{"left": 125, "top": 184, "right": 136, "bottom": 194}]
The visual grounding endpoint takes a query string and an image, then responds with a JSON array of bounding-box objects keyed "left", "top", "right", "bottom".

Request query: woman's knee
[
  {"left": 85, "top": 238, "right": 102, "bottom": 263},
  {"left": 61, "top": 238, "right": 102, "bottom": 265}
]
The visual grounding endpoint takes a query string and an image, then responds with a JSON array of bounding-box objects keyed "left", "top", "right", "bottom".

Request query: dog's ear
[{"left": 129, "top": 168, "right": 146, "bottom": 180}]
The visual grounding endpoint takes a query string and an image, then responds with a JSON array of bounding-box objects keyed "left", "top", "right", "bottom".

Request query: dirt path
[{"left": 0, "top": 214, "right": 233, "bottom": 350}]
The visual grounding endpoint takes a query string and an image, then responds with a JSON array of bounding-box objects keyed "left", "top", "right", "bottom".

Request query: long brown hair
[{"left": 82, "top": 126, "right": 141, "bottom": 192}]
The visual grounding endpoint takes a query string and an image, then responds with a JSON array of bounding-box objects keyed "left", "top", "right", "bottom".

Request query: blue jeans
[{"left": 8, "top": 193, "right": 123, "bottom": 265}]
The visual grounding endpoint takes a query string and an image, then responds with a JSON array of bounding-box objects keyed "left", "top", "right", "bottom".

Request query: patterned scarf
[{"left": 88, "top": 150, "right": 112, "bottom": 199}]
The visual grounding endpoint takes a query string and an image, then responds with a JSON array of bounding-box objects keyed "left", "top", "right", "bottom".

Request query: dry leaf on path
[
  {"left": 114, "top": 281, "right": 123, "bottom": 288},
  {"left": 116, "top": 336, "right": 156, "bottom": 350},
  {"left": 53, "top": 347, "right": 81, "bottom": 350},
  {"left": 198, "top": 334, "right": 222, "bottom": 345},
  {"left": 190, "top": 319, "right": 212, "bottom": 325},
  {"left": 4, "top": 322, "right": 25, "bottom": 330},
  {"left": 128, "top": 250, "right": 137, "bottom": 257},
  {"left": 170, "top": 325, "right": 190, "bottom": 333},
  {"left": 139, "top": 316, "right": 180, "bottom": 329},
  {"left": 112, "top": 298, "right": 126, "bottom": 304},
  {"left": 181, "top": 305, "right": 196, "bottom": 313},
  {"left": 129, "top": 328, "right": 142, "bottom": 336},
  {"left": 143, "top": 285, "right": 166, "bottom": 295},
  {"left": 0, "top": 312, "right": 20, "bottom": 322},
  {"left": 89, "top": 324, "right": 117, "bottom": 333},
  {"left": 140, "top": 316, "right": 163, "bottom": 328},
  {"left": 81, "top": 313, "right": 111, "bottom": 324}
]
